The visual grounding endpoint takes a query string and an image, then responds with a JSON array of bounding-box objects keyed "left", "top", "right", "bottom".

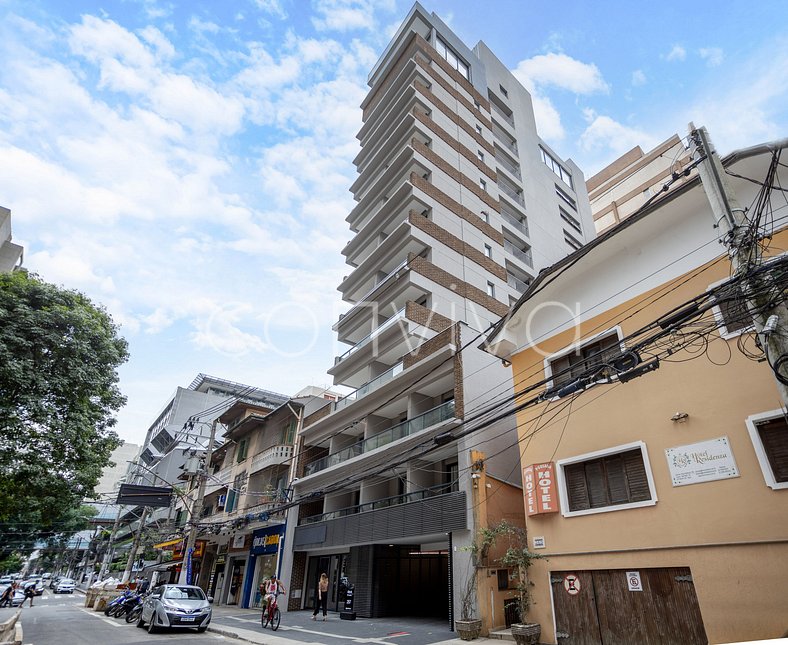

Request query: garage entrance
[{"left": 551, "top": 567, "right": 707, "bottom": 645}]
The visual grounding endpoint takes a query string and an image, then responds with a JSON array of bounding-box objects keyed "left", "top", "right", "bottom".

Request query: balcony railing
[
  {"left": 491, "top": 102, "right": 515, "bottom": 128},
  {"left": 504, "top": 241, "right": 534, "bottom": 268},
  {"left": 304, "top": 399, "right": 456, "bottom": 476},
  {"left": 501, "top": 210, "right": 529, "bottom": 237},
  {"left": 340, "top": 259, "right": 409, "bottom": 322},
  {"left": 205, "top": 466, "right": 232, "bottom": 493},
  {"left": 507, "top": 273, "right": 530, "bottom": 293},
  {"left": 251, "top": 444, "right": 293, "bottom": 473},
  {"left": 299, "top": 482, "right": 456, "bottom": 525},
  {"left": 334, "top": 362, "right": 404, "bottom": 412},
  {"left": 495, "top": 153, "right": 521, "bottom": 179},
  {"left": 498, "top": 181, "right": 525, "bottom": 206},
  {"left": 335, "top": 307, "right": 406, "bottom": 365}
]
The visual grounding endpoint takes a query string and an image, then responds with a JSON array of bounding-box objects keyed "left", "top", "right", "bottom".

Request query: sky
[{"left": 1, "top": 0, "right": 787, "bottom": 446}]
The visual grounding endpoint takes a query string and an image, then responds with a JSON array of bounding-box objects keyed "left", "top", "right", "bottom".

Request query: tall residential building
[
  {"left": 281, "top": 3, "right": 593, "bottom": 632},
  {"left": 0, "top": 206, "right": 24, "bottom": 272}
]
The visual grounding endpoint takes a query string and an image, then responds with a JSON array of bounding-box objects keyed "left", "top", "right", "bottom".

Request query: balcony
[
  {"left": 205, "top": 466, "right": 232, "bottom": 494},
  {"left": 491, "top": 102, "right": 515, "bottom": 128},
  {"left": 504, "top": 240, "right": 533, "bottom": 268},
  {"left": 334, "top": 362, "right": 404, "bottom": 413},
  {"left": 498, "top": 181, "right": 525, "bottom": 207},
  {"left": 501, "top": 210, "right": 529, "bottom": 237},
  {"left": 334, "top": 307, "right": 407, "bottom": 365},
  {"left": 304, "top": 400, "right": 456, "bottom": 476},
  {"left": 495, "top": 153, "right": 521, "bottom": 179},
  {"left": 507, "top": 273, "right": 530, "bottom": 293},
  {"left": 293, "top": 489, "right": 467, "bottom": 549},
  {"left": 250, "top": 445, "right": 293, "bottom": 474}
]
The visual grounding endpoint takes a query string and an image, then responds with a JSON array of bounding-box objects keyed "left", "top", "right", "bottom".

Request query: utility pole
[
  {"left": 690, "top": 125, "right": 788, "bottom": 406},
  {"left": 121, "top": 506, "right": 149, "bottom": 584},
  {"left": 97, "top": 505, "right": 123, "bottom": 581},
  {"left": 178, "top": 418, "right": 218, "bottom": 585}
]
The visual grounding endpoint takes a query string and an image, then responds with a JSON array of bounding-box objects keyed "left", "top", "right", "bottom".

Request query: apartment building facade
[
  {"left": 0, "top": 206, "right": 24, "bottom": 272},
  {"left": 485, "top": 140, "right": 788, "bottom": 644},
  {"left": 280, "top": 3, "right": 594, "bottom": 632},
  {"left": 588, "top": 134, "right": 693, "bottom": 235}
]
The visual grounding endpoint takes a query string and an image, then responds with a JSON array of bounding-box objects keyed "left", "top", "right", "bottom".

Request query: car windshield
[
  {"left": 59, "top": 579, "right": 74, "bottom": 584},
  {"left": 163, "top": 586, "right": 205, "bottom": 600}
]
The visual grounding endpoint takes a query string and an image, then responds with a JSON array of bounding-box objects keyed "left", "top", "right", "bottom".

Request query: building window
[
  {"left": 564, "top": 230, "right": 582, "bottom": 251},
  {"left": 559, "top": 207, "right": 583, "bottom": 234},
  {"left": 555, "top": 184, "right": 577, "bottom": 210},
  {"left": 487, "top": 281, "right": 495, "bottom": 297},
  {"left": 709, "top": 278, "right": 753, "bottom": 338},
  {"left": 474, "top": 99, "right": 481, "bottom": 110},
  {"left": 281, "top": 420, "right": 296, "bottom": 445},
  {"left": 236, "top": 438, "right": 248, "bottom": 463},
  {"left": 557, "top": 442, "right": 657, "bottom": 516},
  {"left": 479, "top": 178, "right": 487, "bottom": 192},
  {"left": 497, "top": 569, "right": 510, "bottom": 591},
  {"left": 478, "top": 150, "right": 485, "bottom": 163},
  {"left": 435, "top": 36, "right": 470, "bottom": 80},
  {"left": 541, "top": 147, "right": 573, "bottom": 187},
  {"left": 484, "top": 244, "right": 493, "bottom": 259},
  {"left": 226, "top": 472, "right": 247, "bottom": 513},
  {"left": 476, "top": 124, "right": 483, "bottom": 135},
  {"left": 547, "top": 329, "right": 623, "bottom": 389},
  {"left": 480, "top": 211, "right": 490, "bottom": 224},
  {"left": 746, "top": 410, "right": 788, "bottom": 489},
  {"left": 499, "top": 84, "right": 509, "bottom": 98}
]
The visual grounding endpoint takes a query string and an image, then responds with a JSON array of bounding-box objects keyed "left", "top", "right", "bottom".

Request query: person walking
[
  {"left": 312, "top": 573, "right": 329, "bottom": 621},
  {"left": 22, "top": 581, "right": 35, "bottom": 608}
]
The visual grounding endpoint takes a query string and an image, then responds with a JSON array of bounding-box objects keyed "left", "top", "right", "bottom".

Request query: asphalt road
[{"left": 9, "top": 591, "right": 232, "bottom": 645}]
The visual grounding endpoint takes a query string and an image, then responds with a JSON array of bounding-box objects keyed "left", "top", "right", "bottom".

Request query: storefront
[
  {"left": 224, "top": 533, "right": 251, "bottom": 606},
  {"left": 149, "top": 539, "right": 207, "bottom": 587},
  {"left": 243, "top": 525, "right": 285, "bottom": 609}
]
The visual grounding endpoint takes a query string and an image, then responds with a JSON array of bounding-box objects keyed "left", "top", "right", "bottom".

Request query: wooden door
[
  {"left": 551, "top": 571, "right": 603, "bottom": 644},
  {"left": 552, "top": 568, "right": 707, "bottom": 645}
]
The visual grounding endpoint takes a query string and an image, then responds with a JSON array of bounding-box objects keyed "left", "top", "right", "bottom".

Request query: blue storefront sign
[{"left": 241, "top": 525, "right": 285, "bottom": 608}]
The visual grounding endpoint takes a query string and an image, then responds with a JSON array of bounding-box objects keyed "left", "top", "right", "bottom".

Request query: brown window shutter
[
  {"left": 584, "top": 461, "right": 609, "bottom": 508},
  {"left": 565, "top": 462, "right": 590, "bottom": 511},
  {"left": 622, "top": 449, "right": 652, "bottom": 501},
  {"left": 757, "top": 417, "right": 788, "bottom": 483},
  {"left": 605, "top": 454, "right": 630, "bottom": 504}
]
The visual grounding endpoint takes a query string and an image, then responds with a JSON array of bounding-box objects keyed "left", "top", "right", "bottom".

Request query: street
[
  {"left": 9, "top": 592, "right": 230, "bottom": 645},
  {"left": 8, "top": 590, "right": 485, "bottom": 645}
]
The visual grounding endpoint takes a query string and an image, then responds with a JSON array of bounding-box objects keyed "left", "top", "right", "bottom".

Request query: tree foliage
[{"left": 0, "top": 271, "right": 129, "bottom": 559}]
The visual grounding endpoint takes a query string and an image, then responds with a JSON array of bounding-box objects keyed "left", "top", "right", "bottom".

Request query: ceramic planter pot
[
  {"left": 455, "top": 618, "right": 482, "bottom": 641},
  {"left": 511, "top": 622, "right": 541, "bottom": 645}
]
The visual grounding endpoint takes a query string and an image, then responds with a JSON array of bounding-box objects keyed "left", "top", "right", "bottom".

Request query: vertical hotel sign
[{"left": 524, "top": 462, "right": 558, "bottom": 516}]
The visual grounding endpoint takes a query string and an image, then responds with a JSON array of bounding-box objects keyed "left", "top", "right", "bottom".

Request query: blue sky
[{"left": 1, "top": 0, "right": 786, "bottom": 445}]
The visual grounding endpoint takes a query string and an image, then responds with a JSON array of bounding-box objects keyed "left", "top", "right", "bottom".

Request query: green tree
[{"left": 0, "top": 271, "right": 129, "bottom": 560}]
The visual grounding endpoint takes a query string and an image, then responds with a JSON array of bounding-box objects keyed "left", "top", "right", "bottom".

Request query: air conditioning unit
[{"left": 217, "top": 494, "right": 226, "bottom": 509}]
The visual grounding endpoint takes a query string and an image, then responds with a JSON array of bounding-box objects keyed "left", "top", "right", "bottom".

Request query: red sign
[{"left": 523, "top": 462, "right": 558, "bottom": 516}]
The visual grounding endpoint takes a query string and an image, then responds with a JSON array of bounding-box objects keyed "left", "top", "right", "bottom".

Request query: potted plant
[
  {"left": 492, "top": 521, "right": 543, "bottom": 645},
  {"left": 454, "top": 571, "right": 482, "bottom": 641}
]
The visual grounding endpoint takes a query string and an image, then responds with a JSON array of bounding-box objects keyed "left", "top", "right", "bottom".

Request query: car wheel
[
  {"left": 197, "top": 626, "right": 207, "bottom": 633},
  {"left": 147, "top": 616, "right": 157, "bottom": 634},
  {"left": 136, "top": 612, "right": 145, "bottom": 628}
]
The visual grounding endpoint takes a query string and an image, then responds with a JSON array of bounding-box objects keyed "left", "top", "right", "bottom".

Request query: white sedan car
[{"left": 54, "top": 578, "right": 76, "bottom": 594}]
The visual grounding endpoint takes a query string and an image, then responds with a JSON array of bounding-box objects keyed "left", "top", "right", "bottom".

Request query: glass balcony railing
[
  {"left": 491, "top": 102, "right": 515, "bottom": 128},
  {"left": 334, "top": 362, "right": 404, "bottom": 412},
  {"left": 334, "top": 307, "right": 406, "bottom": 365},
  {"left": 507, "top": 273, "right": 530, "bottom": 293},
  {"left": 498, "top": 182, "right": 525, "bottom": 206},
  {"left": 304, "top": 399, "right": 456, "bottom": 476},
  {"left": 501, "top": 210, "right": 529, "bottom": 237},
  {"left": 495, "top": 154, "right": 521, "bottom": 179},
  {"left": 299, "top": 482, "right": 457, "bottom": 525},
  {"left": 340, "top": 259, "right": 409, "bottom": 322},
  {"left": 504, "top": 241, "right": 533, "bottom": 268}
]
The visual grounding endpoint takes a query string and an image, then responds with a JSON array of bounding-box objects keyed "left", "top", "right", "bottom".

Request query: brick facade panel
[
  {"left": 408, "top": 254, "right": 509, "bottom": 318},
  {"left": 287, "top": 551, "right": 307, "bottom": 611},
  {"left": 303, "top": 401, "right": 332, "bottom": 429},
  {"left": 405, "top": 300, "right": 453, "bottom": 332},
  {"left": 410, "top": 172, "right": 504, "bottom": 244},
  {"left": 408, "top": 210, "right": 507, "bottom": 280},
  {"left": 402, "top": 322, "right": 458, "bottom": 370}
]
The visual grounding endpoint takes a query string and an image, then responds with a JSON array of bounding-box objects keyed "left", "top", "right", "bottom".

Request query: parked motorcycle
[
  {"left": 110, "top": 592, "right": 143, "bottom": 619},
  {"left": 125, "top": 600, "right": 143, "bottom": 624},
  {"left": 103, "top": 589, "right": 136, "bottom": 616}
]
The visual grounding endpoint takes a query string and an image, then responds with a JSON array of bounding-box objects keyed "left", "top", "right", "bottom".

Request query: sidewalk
[{"left": 207, "top": 604, "right": 503, "bottom": 645}]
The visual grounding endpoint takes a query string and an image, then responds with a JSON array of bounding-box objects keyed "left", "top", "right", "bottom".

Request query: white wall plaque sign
[{"left": 665, "top": 436, "right": 739, "bottom": 487}]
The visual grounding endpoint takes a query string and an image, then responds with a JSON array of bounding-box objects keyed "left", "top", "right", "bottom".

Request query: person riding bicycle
[{"left": 262, "top": 574, "right": 285, "bottom": 615}]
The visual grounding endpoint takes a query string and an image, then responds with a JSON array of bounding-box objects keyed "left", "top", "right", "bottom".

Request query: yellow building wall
[{"left": 510, "top": 248, "right": 788, "bottom": 644}]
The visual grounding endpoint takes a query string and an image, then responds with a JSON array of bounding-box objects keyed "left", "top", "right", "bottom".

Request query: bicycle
[{"left": 261, "top": 591, "right": 281, "bottom": 631}]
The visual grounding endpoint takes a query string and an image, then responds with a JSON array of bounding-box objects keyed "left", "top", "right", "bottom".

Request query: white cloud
[
  {"left": 665, "top": 44, "right": 686, "bottom": 62},
  {"left": 579, "top": 109, "right": 660, "bottom": 158},
  {"left": 631, "top": 69, "right": 646, "bottom": 86},
  {"left": 311, "top": 0, "right": 391, "bottom": 32},
  {"left": 531, "top": 94, "right": 565, "bottom": 141},
  {"left": 512, "top": 53, "right": 609, "bottom": 95},
  {"left": 255, "top": 0, "right": 288, "bottom": 19},
  {"left": 699, "top": 47, "right": 724, "bottom": 67}
]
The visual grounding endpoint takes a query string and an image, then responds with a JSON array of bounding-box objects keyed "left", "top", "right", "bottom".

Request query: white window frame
[
  {"left": 543, "top": 325, "right": 625, "bottom": 388},
  {"left": 707, "top": 277, "right": 753, "bottom": 340},
  {"left": 486, "top": 281, "right": 495, "bottom": 297},
  {"left": 556, "top": 440, "right": 658, "bottom": 518},
  {"left": 484, "top": 244, "right": 493, "bottom": 259},
  {"left": 745, "top": 409, "right": 788, "bottom": 490}
]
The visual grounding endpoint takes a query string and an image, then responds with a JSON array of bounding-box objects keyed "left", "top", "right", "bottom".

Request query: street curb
[{"left": 207, "top": 625, "right": 252, "bottom": 642}]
